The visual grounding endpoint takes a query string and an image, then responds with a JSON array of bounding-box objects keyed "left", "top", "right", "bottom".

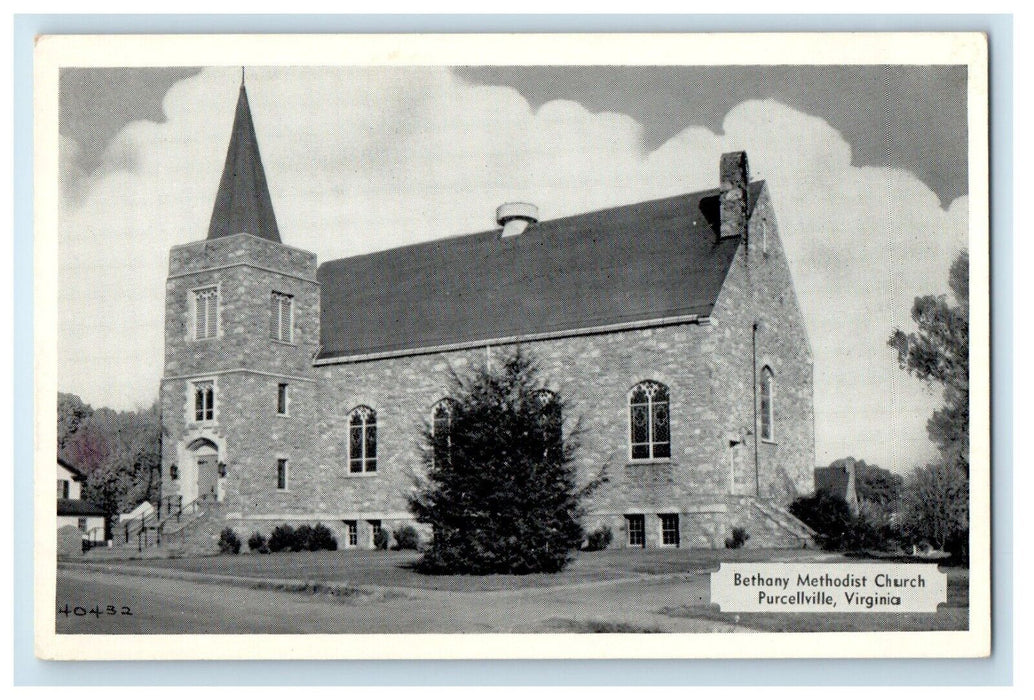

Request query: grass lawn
[
  {"left": 660, "top": 567, "right": 969, "bottom": 632},
  {"left": 69, "top": 548, "right": 969, "bottom": 633},
  {"left": 96, "top": 546, "right": 841, "bottom": 592}
]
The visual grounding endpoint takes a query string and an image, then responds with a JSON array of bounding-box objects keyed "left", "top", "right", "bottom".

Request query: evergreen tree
[{"left": 409, "top": 349, "right": 603, "bottom": 574}]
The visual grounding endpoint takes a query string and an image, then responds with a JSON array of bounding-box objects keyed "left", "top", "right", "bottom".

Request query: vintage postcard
[{"left": 34, "top": 32, "right": 990, "bottom": 660}]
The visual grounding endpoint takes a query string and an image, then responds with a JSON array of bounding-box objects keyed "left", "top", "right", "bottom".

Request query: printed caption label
[{"left": 710, "top": 563, "right": 947, "bottom": 612}]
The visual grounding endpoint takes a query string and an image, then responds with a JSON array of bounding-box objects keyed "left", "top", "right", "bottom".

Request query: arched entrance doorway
[{"left": 187, "top": 438, "right": 220, "bottom": 503}]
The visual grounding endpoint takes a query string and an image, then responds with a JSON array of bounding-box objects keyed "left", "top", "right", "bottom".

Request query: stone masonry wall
[
  {"left": 311, "top": 321, "right": 752, "bottom": 548},
  {"left": 160, "top": 233, "right": 321, "bottom": 520},
  {"left": 708, "top": 185, "right": 815, "bottom": 509},
  {"left": 160, "top": 196, "right": 815, "bottom": 550}
]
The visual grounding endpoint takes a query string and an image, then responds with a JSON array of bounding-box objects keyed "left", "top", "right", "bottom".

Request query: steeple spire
[{"left": 207, "top": 73, "right": 281, "bottom": 243}]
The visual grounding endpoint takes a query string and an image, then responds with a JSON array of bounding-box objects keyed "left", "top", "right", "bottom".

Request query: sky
[{"left": 57, "top": 65, "right": 969, "bottom": 472}]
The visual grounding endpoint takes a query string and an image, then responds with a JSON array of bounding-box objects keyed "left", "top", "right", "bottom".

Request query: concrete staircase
[
  {"left": 86, "top": 498, "right": 225, "bottom": 559},
  {"left": 747, "top": 498, "right": 816, "bottom": 548}
]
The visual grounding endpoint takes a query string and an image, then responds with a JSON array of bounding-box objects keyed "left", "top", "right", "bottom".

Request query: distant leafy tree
[
  {"left": 888, "top": 250, "right": 969, "bottom": 472},
  {"left": 410, "top": 348, "right": 605, "bottom": 574},
  {"left": 57, "top": 392, "right": 94, "bottom": 457},
  {"left": 58, "top": 394, "right": 162, "bottom": 518},
  {"left": 854, "top": 461, "right": 904, "bottom": 508},
  {"left": 898, "top": 461, "right": 969, "bottom": 556}
]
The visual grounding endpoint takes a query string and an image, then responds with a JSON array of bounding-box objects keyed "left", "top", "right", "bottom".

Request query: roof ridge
[{"left": 320, "top": 183, "right": 763, "bottom": 268}]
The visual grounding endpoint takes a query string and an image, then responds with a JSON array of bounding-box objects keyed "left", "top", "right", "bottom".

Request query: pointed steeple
[{"left": 207, "top": 74, "right": 281, "bottom": 243}]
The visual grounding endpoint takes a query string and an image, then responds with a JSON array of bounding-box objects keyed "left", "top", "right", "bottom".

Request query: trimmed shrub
[
  {"left": 789, "top": 491, "right": 855, "bottom": 551},
  {"left": 247, "top": 531, "right": 269, "bottom": 554},
  {"left": 268, "top": 524, "right": 296, "bottom": 553},
  {"left": 373, "top": 528, "right": 391, "bottom": 550},
  {"left": 312, "top": 522, "right": 338, "bottom": 551},
  {"left": 791, "top": 492, "right": 900, "bottom": 552},
  {"left": 584, "top": 526, "right": 613, "bottom": 551},
  {"left": 218, "top": 527, "right": 241, "bottom": 555},
  {"left": 725, "top": 527, "right": 750, "bottom": 549},
  {"left": 294, "top": 524, "right": 317, "bottom": 551},
  {"left": 392, "top": 525, "right": 420, "bottom": 551}
]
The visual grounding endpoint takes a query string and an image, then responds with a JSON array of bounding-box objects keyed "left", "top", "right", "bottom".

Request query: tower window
[
  {"left": 270, "top": 291, "right": 293, "bottom": 343},
  {"left": 629, "top": 381, "right": 671, "bottom": 460},
  {"left": 194, "top": 287, "right": 218, "bottom": 339},
  {"left": 344, "top": 520, "right": 358, "bottom": 547},
  {"left": 348, "top": 406, "right": 377, "bottom": 474},
  {"left": 276, "top": 458, "right": 288, "bottom": 490},
  {"left": 277, "top": 383, "right": 289, "bottom": 415},
  {"left": 194, "top": 381, "right": 215, "bottom": 422}
]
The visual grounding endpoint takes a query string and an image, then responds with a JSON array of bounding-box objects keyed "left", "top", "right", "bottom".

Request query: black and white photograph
[{"left": 34, "top": 32, "right": 990, "bottom": 659}]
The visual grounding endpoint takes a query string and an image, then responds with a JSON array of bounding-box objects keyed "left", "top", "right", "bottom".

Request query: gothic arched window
[
  {"left": 532, "top": 390, "right": 562, "bottom": 458},
  {"left": 431, "top": 399, "right": 456, "bottom": 466},
  {"left": 348, "top": 406, "right": 377, "bottom": 473},
  {"left": 629, "top": 381, "right": 670, "bottom": 460},
  {"left": 760, "top": 367, "right": 775, "bottom": 442}
]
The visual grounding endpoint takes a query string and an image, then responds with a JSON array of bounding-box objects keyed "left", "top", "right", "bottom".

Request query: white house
[{"left": 57, "top": 457, "right": 106, "bottom": 542}]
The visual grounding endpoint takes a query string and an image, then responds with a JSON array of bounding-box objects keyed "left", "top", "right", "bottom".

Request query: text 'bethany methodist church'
[{"left": 158, "top": 79, "right": 817, "bottom": 551}]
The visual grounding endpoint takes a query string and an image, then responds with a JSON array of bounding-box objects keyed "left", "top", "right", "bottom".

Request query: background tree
[
  {"left": 409, "top": 349, "right": 604, "bottom": 574},
  {"left": 898, "top": 461, "right": 969, "bottom": 557},
  {"left": 853, "top": 460, "right": 904, "bottom": 508},
  {"left": 888, "top": 250, "right": 969, "bottom": 472},
  {"left": 58, "top": 394, "right": 162, "bottom": 517},
  {"left": 57, "top": 392, "right": 94, "bottom": 457}
]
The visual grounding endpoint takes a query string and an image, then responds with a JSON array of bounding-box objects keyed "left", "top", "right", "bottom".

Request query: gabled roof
[
  {"left": 207, "top": 80, "right": 281, "bottom": 243},
  {"left": 57, "top": 498, "right": 106, "bottom": 517},
  {"left": 58, "top": 456, "right": 86, "bottom": 481},
  {"left": 317, "top": 181, "right": 763, "bottom": 361}
]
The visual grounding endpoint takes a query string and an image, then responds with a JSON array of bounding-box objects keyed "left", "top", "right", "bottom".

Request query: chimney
[
  {"left": 497, "top": 202, "right": 539, "bottom": 238},
  {"left": 719, "top": 151, "right": 749, "bottom": 240}
]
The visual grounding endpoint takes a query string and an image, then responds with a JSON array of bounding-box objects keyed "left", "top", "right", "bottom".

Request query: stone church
[{"left": 158, "top": 79, "right": 816, "bottom": 551}]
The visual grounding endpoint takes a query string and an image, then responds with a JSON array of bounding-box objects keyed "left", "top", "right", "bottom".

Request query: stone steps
[
  {"left": 86, "top": 502, "right": 227, "bottom": 559},
  {"left": 747, "top": 498, "right": 815, "bottom": 547}
]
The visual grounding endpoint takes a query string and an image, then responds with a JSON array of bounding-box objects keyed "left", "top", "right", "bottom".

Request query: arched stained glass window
[
  {"left": 760, "top": 367, "right": 775, "bottom": 441},
  {"left": 348, "top": 406, "right": 377, "bottom": 473},
  {"left": 532, "top": 390, "right": 562, "bottom": 457},
  {"left": 431, "top": 399, "right": 456, "bottom": 466},
  {"left": 630, "top": 381, "right": 670, "bottom": 460}
]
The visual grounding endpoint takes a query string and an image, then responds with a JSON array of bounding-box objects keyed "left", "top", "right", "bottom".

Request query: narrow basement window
[
  {"left": 626, "top": 514, "right": 645, "bottom": 548},
  {"left": 660, "top": 513, "right": 680, "bottom": 547}
]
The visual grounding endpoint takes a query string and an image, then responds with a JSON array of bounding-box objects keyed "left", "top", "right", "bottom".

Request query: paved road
[{"left": 56, "top": 566, "right": 739, "bottom": 634}]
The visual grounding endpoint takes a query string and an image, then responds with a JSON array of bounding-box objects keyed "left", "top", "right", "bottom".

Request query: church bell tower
[{"left": 158, "top": 73, "right": 319, "bottom": 521}]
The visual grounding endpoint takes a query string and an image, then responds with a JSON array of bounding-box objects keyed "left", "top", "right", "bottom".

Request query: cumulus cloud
[{"left": 58, "top": 67, "right": 967, "bottom": 470}]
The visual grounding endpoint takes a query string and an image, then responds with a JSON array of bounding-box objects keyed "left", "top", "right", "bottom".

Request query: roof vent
[{"left": 497, "top": 202, "right": 539, "bottom": 238}]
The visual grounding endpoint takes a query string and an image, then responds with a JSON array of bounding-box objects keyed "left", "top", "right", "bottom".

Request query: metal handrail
[
  {"left": 122, "top": 507, "right": 161, "bottom": 544},
  {"left": 117, "top": 497, "right": 206, "bottom": 550},
  {"left": 156, "top": 497, "right": 204, "bottom": 538}
]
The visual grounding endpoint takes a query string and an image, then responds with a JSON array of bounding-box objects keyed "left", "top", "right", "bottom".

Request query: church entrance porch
[{"left": 185, "top": 438, "right": 222, "bottom": 504}]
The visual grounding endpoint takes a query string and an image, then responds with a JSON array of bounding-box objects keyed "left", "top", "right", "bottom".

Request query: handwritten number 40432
[{"left": 58, "top": 604, "right": 132, "bottom": 618}]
